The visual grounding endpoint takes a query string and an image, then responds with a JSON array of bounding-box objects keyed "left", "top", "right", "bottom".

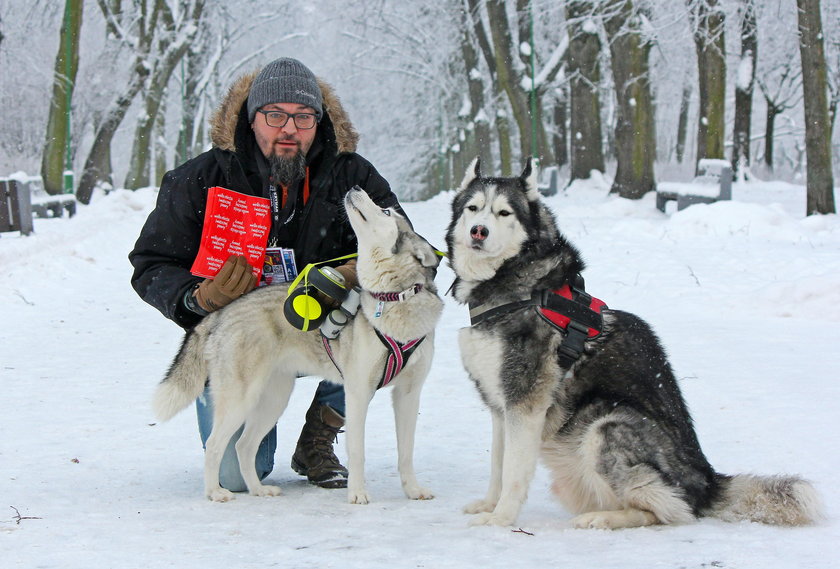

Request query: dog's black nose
[{"left": 470, "top": 225, "right": 488, "bottom": 241}]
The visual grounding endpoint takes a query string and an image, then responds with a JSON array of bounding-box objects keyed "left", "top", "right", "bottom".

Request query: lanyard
[{"left": 268, "top": 168, "right": 310, "bottom": 246}]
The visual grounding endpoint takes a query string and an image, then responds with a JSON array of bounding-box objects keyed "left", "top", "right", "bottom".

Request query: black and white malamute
[{"left": 446, "top": 158, "right": 821, "bottom": 529}]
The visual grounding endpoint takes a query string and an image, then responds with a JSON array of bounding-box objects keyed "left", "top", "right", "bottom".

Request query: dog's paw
[
  {"left": 348, "top": 490, "right": 371, "bottom": 505},
  {"left": 571, "top": 509, "right": 657, "bottom": 530},
  {"left": 463, "top": 499, "right": 496, "bottom": 514},
  {"left": 404, "top": 485, "right": 434, "bottom": 501},
  {"left": 468, "top": 511, "right": 516, "bottom": 527},
  {"left": 206, "top": 487, "right": 236, "bottom": 502},
  {"left": 571, "top": 511, "right": 615, "bottom": 529},
  {"left": 249, "top": 484, "right": 282, "bottom": 498}
]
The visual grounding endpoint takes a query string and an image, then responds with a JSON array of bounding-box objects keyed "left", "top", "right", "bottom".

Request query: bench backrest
[{"left": 0, "top": 179, "right": 34, "bottom": 235}]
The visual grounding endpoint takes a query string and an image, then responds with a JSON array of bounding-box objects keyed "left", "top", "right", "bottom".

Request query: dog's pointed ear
[
  {"left": 458, "top": 157, "right": 481, "bottom": 192},
  {"left": 521, "top": 156, "right": 540, "bottom": 202}
]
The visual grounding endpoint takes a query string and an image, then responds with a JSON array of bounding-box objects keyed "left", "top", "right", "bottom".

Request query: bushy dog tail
[
  {"left": 153, "top": 329, "right": 208, "bottom": 421},
  {"left": 708, "top": 473, "right": 822, "bottom": 526}
]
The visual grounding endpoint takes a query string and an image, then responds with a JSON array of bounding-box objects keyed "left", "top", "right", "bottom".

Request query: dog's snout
[{"left": 470, "top": 225, "right": 489, "bottom": 241}]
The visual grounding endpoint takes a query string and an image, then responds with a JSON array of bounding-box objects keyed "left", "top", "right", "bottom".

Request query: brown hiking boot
[{"left": 291, "top": 398, "right": 348, "bottom": 488}]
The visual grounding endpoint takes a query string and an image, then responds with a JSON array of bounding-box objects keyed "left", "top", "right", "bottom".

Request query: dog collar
[{"left": 369, "top": 284, "right": 423, "bottom": 302}]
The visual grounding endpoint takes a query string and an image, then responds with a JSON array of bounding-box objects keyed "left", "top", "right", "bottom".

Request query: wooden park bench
[
  {"left": 656, "top": 159, "right": 733, "bottom": 212},
  {"left": 31, "top": 190, "right": 77, "bottom": 219},
  {"left": 537, "top": 166, "right": 561, "bottom": 197},
  {"left": 1, "top": 177, "right": 77, "bottom": 236},
  {"left": 1, "top": 179, "right": 34, "bottom": 236}
]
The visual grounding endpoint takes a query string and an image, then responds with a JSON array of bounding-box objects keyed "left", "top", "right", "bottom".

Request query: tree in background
[
  {"left": 466, "top": 0, "right": 513, "bottom": 176},
  {"left": 796, "top": 0, "right": 836, "bottom": 214},
  {"left": 731, "top": 0, "right": 757, "bottom": 180},
  {"left": 76, "top": 0, "right": 156, "bottom": 204},
  {"left": 483, "top": 0, "right": 557, "bottom": 168},
  {"left": 603, "top": 0, "right": 656, "bottom": 199},
  {"left": 3, "top": 0, "right": 839, "bottom": 201},
  {"left": 41, "top": 0, "right": 82, "bottom": 196},
  {"left": 566, "top": 0, "right": 605, "bottom": 182},
  {"left": 687, "top": 0, "right": 726, "bottom": 174},
  {"left": 459, "top": 2, "right": 494, "bottom": 176},
  {"left": 675, "top": 72, "right": 692, "bottom": 164},
  {"left": 124, "top": 0, "right": 205, "bottom": 190},
  {"left": 755, "top": 60, "right": 801, "bottom": 172}
]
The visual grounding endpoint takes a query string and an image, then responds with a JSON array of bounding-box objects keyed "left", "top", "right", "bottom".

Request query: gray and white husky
[
  {"left": 154, "top": 189, "right": 443, "bottom": 504},
  {"left": 446, "top": 157, "right": 821, "bottom": 529}
]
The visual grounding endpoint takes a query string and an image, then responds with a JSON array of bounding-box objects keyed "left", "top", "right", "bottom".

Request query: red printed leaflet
[{"left": 190, "top": 186, "right": 271, "bottom": 281}]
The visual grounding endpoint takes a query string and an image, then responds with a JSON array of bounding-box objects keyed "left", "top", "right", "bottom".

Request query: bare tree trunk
[
  {"left": 604, "top": 0, "right": 656, "bottom": 199},
  {"left": 76, "top": 0, "right": 158, "bottom": 204},
  {"left": 484, "top": 0, "right": 554, "bottom": 165},
  {"left": 796, "top": 0, "right": 836, "bottom": 214},
  {"left": 125, "top": 0, "right": 204, "bottom": 189},
  {"left": 731, "top": 0, "right": 757, "bottom": 179},
  {"left": 763, "top": 100, "right": 779, "bottom": 171},
  {"left": 155, "top": 97, "right": 168, "bottom": 185},
  {"left": 467, "top": 0, "right": 512, "bottom": 174},
  {"left": 566, "top": 0, "right": 605, "bottom": 181},
  {"left": 485, "top": 0, "right": 536, "bottom": 160},
  {"left": 554, "top": 93, "right": 568, "bottom": 168},
  {"left": 688, "top": 0, "right": 726, "bottom": 173},
  {"left": 41, "top": 0, "right": 83, "bottom": 196},
  {"left": 497, "top": 110, "right": 514, "bottom": 176},
  {"left": 460, "top": 3, "right": 493, "bottom": 171},
  {"left": 175, "top": 53, "right": 200, "bottom": 167},
  {"left": 76, "top": 67, "right": 149, "bottom": 203},
  {"left": 676, "top": 77, "right": 692, "bottom": 163}
]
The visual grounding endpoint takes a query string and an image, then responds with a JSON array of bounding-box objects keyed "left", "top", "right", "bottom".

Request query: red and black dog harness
[{"left": 469, "top": 278, "right": 607, "bottom": 368}]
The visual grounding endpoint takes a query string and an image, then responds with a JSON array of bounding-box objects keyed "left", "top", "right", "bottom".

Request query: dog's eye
[
  {"left": 498, "top": 210, "right": 511, "bottom": 217},
  {"left": 467, "top": 205, "right": 478, "bottom": 212},
  {"left": 381, "top": 209, "right": 391, "bottom": 216}
]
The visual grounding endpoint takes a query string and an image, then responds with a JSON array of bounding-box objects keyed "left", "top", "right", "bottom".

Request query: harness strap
[
  {"left": 468, "top": 277, "right": 607, "bottom": 369},
  {"left": 374, "top": 330, "right": 425, "bottom": 389},
  {"left": 322, "top": 335, "right": 341, "bottom": 376},
  {"left": 321, "top": 332, "right": 426, "bottom": 390}
]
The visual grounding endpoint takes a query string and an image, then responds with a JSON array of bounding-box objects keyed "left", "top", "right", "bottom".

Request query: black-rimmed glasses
[{"left": 256, "top": 109, "right": 318, "bottom": 130}]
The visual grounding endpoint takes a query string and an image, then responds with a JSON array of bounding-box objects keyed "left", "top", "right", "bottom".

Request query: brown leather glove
[
  {"left": 334, "top": 259, "right": 359, "bottom": 290},
  {"left": 193, "top": 255, "right": 257, "bottom": 313}
]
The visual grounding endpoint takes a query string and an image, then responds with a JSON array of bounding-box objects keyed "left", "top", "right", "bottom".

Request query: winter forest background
[{"left": 0, "top": 0, "right": 838, "bottom": 210}]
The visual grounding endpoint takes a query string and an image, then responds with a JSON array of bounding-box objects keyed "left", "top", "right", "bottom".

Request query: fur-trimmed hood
[{"left": 209, "top": 69, "right": 360, "bottom": 154}]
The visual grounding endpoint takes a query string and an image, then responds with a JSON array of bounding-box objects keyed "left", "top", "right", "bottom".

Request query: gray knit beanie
[{"left": 247, "top": 58, "right": 323, "bottom": 123}]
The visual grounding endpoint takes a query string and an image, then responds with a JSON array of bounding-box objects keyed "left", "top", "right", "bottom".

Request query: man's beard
[{"left": 268, "top": 151, "right": 306, "bottom": 187}]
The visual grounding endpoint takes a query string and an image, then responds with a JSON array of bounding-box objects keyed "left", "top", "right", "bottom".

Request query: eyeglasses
[{"left": 256, "top": 109, "right": 318, "bottom": 130}]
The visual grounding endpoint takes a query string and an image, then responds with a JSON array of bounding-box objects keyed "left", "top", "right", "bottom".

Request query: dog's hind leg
[
  {"left": 391, "top": 375, "right": 433, "bottom": 500},
  {"left": 556, "top": 416, "right": 696, "bottom": 529},
  {"left": 470, "top": 407, "right": 547, "bottom": 526},
  {"left": 204, "top": 405, "right": 249, "bottom": 502},
  {"left": 464, "top": 408, "right": 504, "bottom": 515},
  {"left": 235, "top": 378, "right": 295, "bottom": 497},
  {"left": 569, "top": 468, "right": 693, "bottom": 529}
]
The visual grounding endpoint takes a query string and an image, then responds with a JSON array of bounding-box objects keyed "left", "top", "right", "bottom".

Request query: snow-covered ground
[{"left": 2, "top": 175, "right": 838, "bottom": 568}]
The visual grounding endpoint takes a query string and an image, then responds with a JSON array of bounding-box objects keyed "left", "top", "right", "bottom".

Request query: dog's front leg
[
  {"left": 470, "top": 407, "right": 546, "bottom": 526},
  {"left": 392, "top": 377, "right": 433, "bottom": 500},
  {"left": 344, "top": 381, "right": 374, "bottom": 504},
  {"left": 464, "top": 408, "right": 504, "bottom": 515}
]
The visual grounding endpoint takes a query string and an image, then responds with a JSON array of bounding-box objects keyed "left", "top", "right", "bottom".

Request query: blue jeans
[{"left": 196, "top": 379, "right": 345, "bottom": 492}]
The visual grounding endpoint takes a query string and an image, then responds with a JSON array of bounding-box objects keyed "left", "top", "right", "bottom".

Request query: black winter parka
[{"left": 129, "top": 70, "right": 402, "bottom": 329}]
